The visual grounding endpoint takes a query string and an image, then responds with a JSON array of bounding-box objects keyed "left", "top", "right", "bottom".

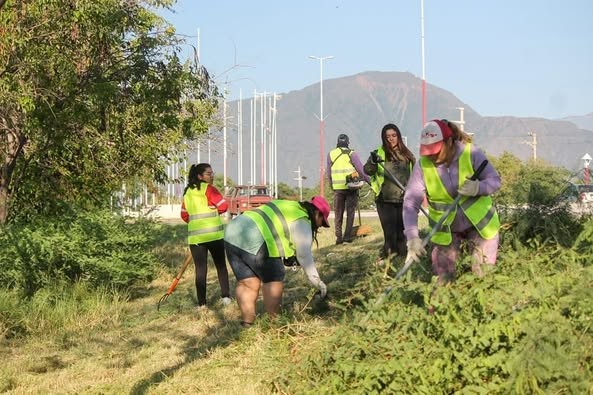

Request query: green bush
[{"left": 0, "top": 210, "right": 161, "bottom": 297}]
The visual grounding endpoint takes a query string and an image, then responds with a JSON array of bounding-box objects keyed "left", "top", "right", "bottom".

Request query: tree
[{"left": 0, "top": 0, "right": 219, "bottom": 224}]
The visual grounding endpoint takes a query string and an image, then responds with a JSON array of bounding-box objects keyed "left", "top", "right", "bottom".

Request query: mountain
[
  {"left": 206, "top": 71, "right": 593, "bottom": 188},
  {"left": 561, "top": 113, "right": 593, "bottom": 132}
]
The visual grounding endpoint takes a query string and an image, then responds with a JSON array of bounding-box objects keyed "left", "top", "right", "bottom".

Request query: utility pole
[
  {"left": 420, "top": 0, "right": 426, "bottom": 126},
  {"left": 294, "top": 166, "right": 306, "bottom": 201},
  {"left": 454, "top": 107, "right": 465, "bottom": 131},
  {"left": 582, "top": 153, "right": 592, "bottom": 185},
  {"left": 308, "top": 55, "right": 334, "bottom": 195},
  {"left": 238, "top": 90, "right": 243, "bottom": 185},
  {"left": 524, "top": 132, "right": 537, "bottom": 161},
  {"left": 223, "top": 97, "right": 228, "bottom": 191}
]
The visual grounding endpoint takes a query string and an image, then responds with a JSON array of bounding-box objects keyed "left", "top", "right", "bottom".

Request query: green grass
[
  {"left": 2, "top": 215, "right": 591, "bottom": 394},
  {"left": 0, "top": 218, "right": 386, "bottom": 394}
]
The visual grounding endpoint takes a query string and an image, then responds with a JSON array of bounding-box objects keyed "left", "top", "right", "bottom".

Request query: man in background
[{"left": 327, "top": 133, "right": 369, "bottom": 244}]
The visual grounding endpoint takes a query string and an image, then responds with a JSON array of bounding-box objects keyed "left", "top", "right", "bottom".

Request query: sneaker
[
  {"left": 196, "top": 304, "right": 208, "bottom": 312},
  {"left": 221, "top": 297, "right": 232, "bottom": 306}
]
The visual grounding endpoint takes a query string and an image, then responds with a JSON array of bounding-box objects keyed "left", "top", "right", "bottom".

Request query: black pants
[
  {"left": 190, "top": 239, "right": 230, "bottom": 306},
  {"left": 376, "top": 200, "right": 406, "bottom": 258},
  {"left": 333, "top": 189, "right": 358, "bottom": 242}
]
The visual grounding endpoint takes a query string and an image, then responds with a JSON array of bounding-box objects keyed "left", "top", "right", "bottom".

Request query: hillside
[{"left": 204, "top": 71, "right": 592, "bottom": 187}]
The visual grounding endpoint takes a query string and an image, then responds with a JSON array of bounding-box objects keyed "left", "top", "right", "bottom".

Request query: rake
[{"left": 157, "top": 253, "right": 193, "bottom": 311}]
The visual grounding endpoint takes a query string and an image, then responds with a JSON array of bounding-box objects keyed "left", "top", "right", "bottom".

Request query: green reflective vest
[
  {"left": 244, "top": 200, "right": 309, "bottom": 258},
  {"left": 369, "top": 146, "right": 412, "bottom": 196},
  {"left": 420, "top": 144, "right": 500, "bottom": 245},
  {"left": 329, "top": 147, "right": 356, "bottom": 190},
  {"left": 184, "top": 187, "right": 224, "bottom": 245}
]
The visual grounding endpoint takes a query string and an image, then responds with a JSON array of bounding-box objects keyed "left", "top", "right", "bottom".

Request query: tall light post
[
  {"left": 308, "top": 55, "right": 334, "bottom": 195},
  {"left": 582, "top": 153, "right": 592, "bottom": 185},
  {"left": 420, "top": 0, "right": 426, "bottom": 125}
]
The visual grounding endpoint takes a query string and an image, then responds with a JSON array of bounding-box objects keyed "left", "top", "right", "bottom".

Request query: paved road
[{"left": 133, "top": 204, "right": 379, "bottom": 221}]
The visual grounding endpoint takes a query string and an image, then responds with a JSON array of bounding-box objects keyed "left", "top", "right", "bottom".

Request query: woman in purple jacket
[{"left": 403, "top": 120, "right": 501, "bottom": 283}]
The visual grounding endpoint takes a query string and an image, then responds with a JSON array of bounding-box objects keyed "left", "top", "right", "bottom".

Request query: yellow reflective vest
[
  {"left": 184, "top": 187, "right": 224, "bottom": 245},
  {"left": 244, "top": 200, "right": 309, "bottom": 258},
  {"left": 329, "top": 147, "right": 356, "bottom": 190},
  {"left": 420, "top": 144, "right": 499, "bottom": 245}
]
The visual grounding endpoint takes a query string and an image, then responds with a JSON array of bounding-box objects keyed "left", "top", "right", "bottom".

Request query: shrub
[{"left": 0, "top": 210, "right": 161, "bottom": 297}]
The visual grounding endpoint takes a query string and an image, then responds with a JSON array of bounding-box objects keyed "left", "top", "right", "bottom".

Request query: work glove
[
  {"left": 370, "top": 150, "right": 382, "bottom": 164},
  {"left": 317, "top": 281, "right": 327, "bottom": 299},
  {"left": 458, "top": 178, "right": 480, "bottom": 197},
  {"left": 405, "top": 238, "right": 426, "bottom": 264}
]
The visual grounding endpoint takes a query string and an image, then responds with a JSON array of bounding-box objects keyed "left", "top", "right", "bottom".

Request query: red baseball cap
[
  {"left": 310, "top": 196, "right": 330, "bottom": 227},
  {"left": 420, "top": 119, "right": 453, "bottom": 156}
]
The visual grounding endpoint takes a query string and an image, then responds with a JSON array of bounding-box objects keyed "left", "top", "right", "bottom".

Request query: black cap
[{"left": 337, "top": 134, "right": 349, "bottom": 147}]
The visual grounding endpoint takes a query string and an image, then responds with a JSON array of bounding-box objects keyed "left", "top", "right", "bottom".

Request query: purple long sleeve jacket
[{"left": 402, "top": 142, "right": 501, "bottom": 241}]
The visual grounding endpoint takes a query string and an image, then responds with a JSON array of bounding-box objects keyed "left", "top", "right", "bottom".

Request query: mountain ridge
[{"left": 207, "top": 71, "right": 592, "bottom": 187}]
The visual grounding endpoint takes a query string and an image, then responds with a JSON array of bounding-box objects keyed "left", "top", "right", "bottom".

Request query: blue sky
[{"left": 160, "top": 0, "right": 593, "bottom": 120}]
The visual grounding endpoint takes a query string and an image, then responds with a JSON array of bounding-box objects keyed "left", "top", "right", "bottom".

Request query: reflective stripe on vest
[
  {"left": 420, "top": 143, "right": 499, "bottom": 245},
  {"left": 184, "top": 186, "right": 224, "bottom": 245},
  {"left": 329, "top": 147, "right": 355, "bottom": 190},
  {"left": 244, "top": 200, "right": 309, "bottom": 258}
]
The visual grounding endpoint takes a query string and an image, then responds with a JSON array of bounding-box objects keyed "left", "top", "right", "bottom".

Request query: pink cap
[
  {"left": 420, "top": 119, "right": 453, "bottom": 156},
  {"left": 310, "top": 196, "right": 330, "bottom": 227}
]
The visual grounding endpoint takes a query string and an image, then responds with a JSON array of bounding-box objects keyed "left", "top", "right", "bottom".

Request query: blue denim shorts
[{"left": 224, "top": 241, "right": 285, "bottom": 283}]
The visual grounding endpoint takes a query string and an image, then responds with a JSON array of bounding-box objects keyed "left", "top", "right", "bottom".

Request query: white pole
[
  {"left": 273, "top": 93, "right": 279, "bottom": 198},
  {"left": 259, "top": 92, "right": 266, "bottom": 184},
  {"left": 252, "top": 91, "right": 258, "bottom": 184},
  {"left": 268, "top": 95, "right": 273, "bottom": 192},
  {"left": 223, "top": 98, "right": 227, "bottom": 189},
  {"left": 238, "top": 90, "right": 243, "bottom": 184},
  {"left": 308, "top": 55, "right": 334, "bottom": 194},
  {"left": 250, "top": 95, "right": 255, "bottom": 184},
  {"left": 294, "top": 166, "right": 303, "bottom": 201},
  {"left": 420, "top": 0, "right": 427, "bottom": 125}
]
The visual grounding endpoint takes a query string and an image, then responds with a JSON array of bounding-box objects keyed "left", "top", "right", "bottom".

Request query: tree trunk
[{"left": 0, "top": 114, "right": 26, "bottom": 225}]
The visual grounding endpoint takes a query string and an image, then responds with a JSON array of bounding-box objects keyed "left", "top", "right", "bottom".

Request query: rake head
[
  {"left": 157, "top": 293, "right": 171, "bottom": 311},
  {"left": 355, "top": 224, "right": 372, "bottom": 237}
]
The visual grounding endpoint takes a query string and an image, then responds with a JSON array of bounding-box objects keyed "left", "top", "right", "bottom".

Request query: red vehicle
[{"left": 224, "top": 185, "right": 272, "bottom": 217}]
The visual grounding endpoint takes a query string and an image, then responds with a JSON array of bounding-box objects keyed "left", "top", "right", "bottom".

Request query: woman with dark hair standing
[
  {"left": 364, "top": 123, "right": 416, "bottom": 263},
  {"left": 224, "top": 196, "right": 330, "bottom": 327},
  {"left": 180, "top": 163, "right": 231, "bottom": 308}
]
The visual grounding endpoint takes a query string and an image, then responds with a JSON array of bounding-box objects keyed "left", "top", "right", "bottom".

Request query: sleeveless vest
[
  {"left": 184, "top": 186, "right": 224, "bottom": 245},
  {"left": 244, "top": 200, "right": 309, "bottom": 258},
  {"left": 420, "top": 144, "right": 499, "bottom": 245},
  {"left": 329, "top": 147, "right": 356, "bottom": 190}
]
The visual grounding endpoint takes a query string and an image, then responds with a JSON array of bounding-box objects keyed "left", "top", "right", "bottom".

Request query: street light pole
[
  {"left": 582, "top": 153, "right": 592, "bottom": 185},
  {"left": 309, "top": 55, "right": 334, "bottom": 195}
]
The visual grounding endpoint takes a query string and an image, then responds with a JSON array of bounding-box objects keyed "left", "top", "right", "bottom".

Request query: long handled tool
[
  {"left": 157, "top": 253, "right": 193, "bottom": 310},
  {"left": 374, "top": 157, "right": 429, "bottom": 218},
  {"left": 354, "top": 204, "right": 372, "bottom": 237},
  {"left": 395, "top": 160, "right": 488, "bottom": 280}
]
